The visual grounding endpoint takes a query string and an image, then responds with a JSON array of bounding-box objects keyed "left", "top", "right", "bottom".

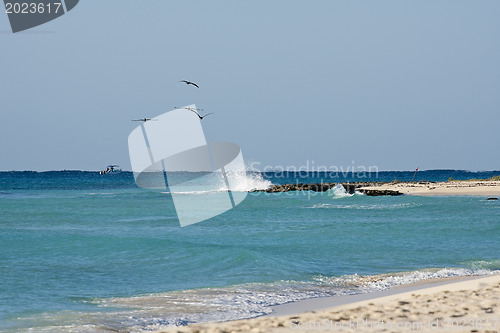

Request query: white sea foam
[
  {"left": 12, "top": 267, "right": 497, "bottom": 333},
  {"left": 308, "top": 202, "right": 422, "bottom": 210},
  {"left": 359, "top": 268, "right": 492, "bottom": 291},
  {"left": 325, "top": 183, "right": 354, "bottom": 198},
  {"left": 85, "top": 192, "right": 115, "bottom": 196},
  {"left": 163, "top": 171, "right": 272, "bottom": 194},
  {"left": 223, "top": 171, "right": 272, "bottom": 192},
  {"left": 313, "top": 268, "right": 497, "bottom": 292},
  {"left": 460, "top": 259, "right": 500, "bottom": 270},
  {"left": 117, "top": 216, "right": 166, "bottom": 223}
]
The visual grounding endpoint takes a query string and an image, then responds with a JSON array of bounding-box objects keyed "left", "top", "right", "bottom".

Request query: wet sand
[{"left": 157, "top": 274, "right": 500, "bottom": 332}]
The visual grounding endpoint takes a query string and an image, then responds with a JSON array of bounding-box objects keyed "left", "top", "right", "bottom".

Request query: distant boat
[{"left": 100, "top": 165, "right": 121, "bottom": 175}]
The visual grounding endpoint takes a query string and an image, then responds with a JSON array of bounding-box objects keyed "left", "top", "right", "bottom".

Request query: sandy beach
[
  {"left": 153, "top": 180, "right": 500, "bottom": 333},
  {"left": 359, "top": 180, "right": 500, "bottom": 196},
  {"left": 157, "top": 274, "right": 500, "bottom": 333}
]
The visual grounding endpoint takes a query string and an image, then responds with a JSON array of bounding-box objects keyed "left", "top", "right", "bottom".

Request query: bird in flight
[
  {"left": 189, "top": 109, "right": 213, "bottom": 120},
  {"left": 131, "top": 118, "right": 157, "bottom": 122},
  {"left": 179, "top": 80, "right": 199, "bottom": 88},
  {"left": 174, "top": 106, "right": 213, "bottom": 119},
  {"left": 175, "top": 106, "right": 204, "bottom": 112}
]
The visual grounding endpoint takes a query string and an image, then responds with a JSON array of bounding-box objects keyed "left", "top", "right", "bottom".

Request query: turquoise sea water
[{"left": 0, "top": 170, "right": 499, "bottom": 332}]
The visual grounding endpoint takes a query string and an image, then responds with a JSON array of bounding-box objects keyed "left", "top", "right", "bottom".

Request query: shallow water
[{"left": 0, "top": 171, "right": 498, "bottom": 332}]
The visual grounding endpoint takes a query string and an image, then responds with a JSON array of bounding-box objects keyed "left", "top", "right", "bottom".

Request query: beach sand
[
  {"left": 156, "top": 274, "right": 500, "bottom": 333},
  {"left": 360, "top": 180, "right": 500, "bottom": 196},
  {"left": 154, "top": 181, "right": 500, "bottom": 333}
]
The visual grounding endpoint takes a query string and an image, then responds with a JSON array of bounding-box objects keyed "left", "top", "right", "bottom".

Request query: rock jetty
[{"left": 254, "top": 182, "right": 403, "bottom": 196}]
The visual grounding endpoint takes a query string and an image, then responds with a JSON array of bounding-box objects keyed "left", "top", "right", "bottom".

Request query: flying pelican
[
  {"left": 175, "top": 106, "right": 204, "bottom": 112},
  {"left": 179, "top": 80, "right": 199, "bottom": 88},
  {"left": 189, "top": 109, "right": 214, "bottom": 120},
  {"left": 131, "top": 118, "right": 157, "bottom": 122},
  {"left": 174, "top": 106, "right": 212, "bottom": 119}
]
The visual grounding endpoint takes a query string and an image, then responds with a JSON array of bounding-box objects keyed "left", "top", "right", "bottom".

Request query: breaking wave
[
  {"left": 162, "top": 171, "right": 272, "bottom": 194},
  {"left": 224, "top": 171, "right": 272, "bottom": 192},
  {"left": 325, "top": 183, "right": 354, "bottom": 198},
  {"left": 16, "top": 268, "right": 497, "bottom": 333}
]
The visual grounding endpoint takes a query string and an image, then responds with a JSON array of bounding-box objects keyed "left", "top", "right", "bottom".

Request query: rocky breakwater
[
  {"left": 254, "top": 182, "right": 403, "bottom": 196},
  {"left": 356, "top": 188, "right": 403, "bottom": 196}
]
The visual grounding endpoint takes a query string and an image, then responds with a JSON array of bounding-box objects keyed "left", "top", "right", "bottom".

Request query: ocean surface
[{"left": 0, "top": 170, "right": 499, "bottom": 332}]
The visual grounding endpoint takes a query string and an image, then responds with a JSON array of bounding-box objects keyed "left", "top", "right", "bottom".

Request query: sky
[{"left": 1, "top": 1, "right": 499, "bottom": 172}]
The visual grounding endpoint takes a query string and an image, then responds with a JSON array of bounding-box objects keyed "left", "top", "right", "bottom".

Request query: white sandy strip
[
  {"left": 359, "top": 181, "right": 500, "bottom": 196},
  {"left": 157, "top": 274, "right": 500, "bottom": 333}
]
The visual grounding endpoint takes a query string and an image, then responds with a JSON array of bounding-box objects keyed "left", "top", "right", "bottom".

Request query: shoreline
[
  {"left": 157, "top": 273, "right": 500, "bottom": 332},
  {"left": 266, "top": 275, "right": 486, "bottom": 317},
  {"left": 358, "top": 180, "right": 500, "bottom": 197},
  {"left": 258, "top": 180, "right": 500, "bottom": 197}
]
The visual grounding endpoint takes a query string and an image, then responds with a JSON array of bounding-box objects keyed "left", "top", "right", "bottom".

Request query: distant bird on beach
[
  {"left": 179, "top": 80, "right": 199, "bottom": 88},
  {"left": 131, "top": 118, "right": 157, "bottom": 122}
]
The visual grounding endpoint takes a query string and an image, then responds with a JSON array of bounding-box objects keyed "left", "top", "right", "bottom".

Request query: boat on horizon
[{"left": 99, "top": 165, "right": 121, "bottom": 175}]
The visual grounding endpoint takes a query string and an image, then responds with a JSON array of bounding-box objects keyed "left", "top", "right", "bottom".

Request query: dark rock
[
  {"left": 357, "top": 189, "right": 403, "bottom": 196},
  {"left": 255, "top": 182, "right": 402, "bottom": 196}
]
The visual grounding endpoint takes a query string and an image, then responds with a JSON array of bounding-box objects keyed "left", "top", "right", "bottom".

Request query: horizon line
[{"left": 1, "top": 169, "right": 499, "bottom": 173}]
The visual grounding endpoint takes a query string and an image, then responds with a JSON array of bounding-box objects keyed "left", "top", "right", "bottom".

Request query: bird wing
[
  {"left": 179, "top": 80, "right": 199, "bottom": 88},
  {"left": 132, "top": 118, "right": 154, "bottom": 122},
  {"left": 188, "top": 109, "right": 201, "bottom": 117}
]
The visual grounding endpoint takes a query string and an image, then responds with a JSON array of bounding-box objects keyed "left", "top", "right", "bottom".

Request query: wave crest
[
  {"left": 224, "top": 171, "right": 272, "bottom": 192},
  {"left": 326, "top": 184, "right": 354, "bottom": 198}
]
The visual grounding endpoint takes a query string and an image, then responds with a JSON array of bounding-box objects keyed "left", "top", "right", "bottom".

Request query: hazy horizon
[
  {"left": 1, "top": 1, "right": 499, "bottom": 172},
  {"left": 2, "top": 168, "right": 499, "bottom": 173}
]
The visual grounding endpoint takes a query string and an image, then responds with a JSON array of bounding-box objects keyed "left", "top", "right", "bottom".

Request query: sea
[{"left": 0, "top": 169, "right": 499, "bottom": 332}]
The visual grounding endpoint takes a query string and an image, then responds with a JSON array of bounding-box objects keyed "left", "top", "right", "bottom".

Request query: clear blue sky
[{"left": 1, "top": 1, "right": 499, "bottom": 171}]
